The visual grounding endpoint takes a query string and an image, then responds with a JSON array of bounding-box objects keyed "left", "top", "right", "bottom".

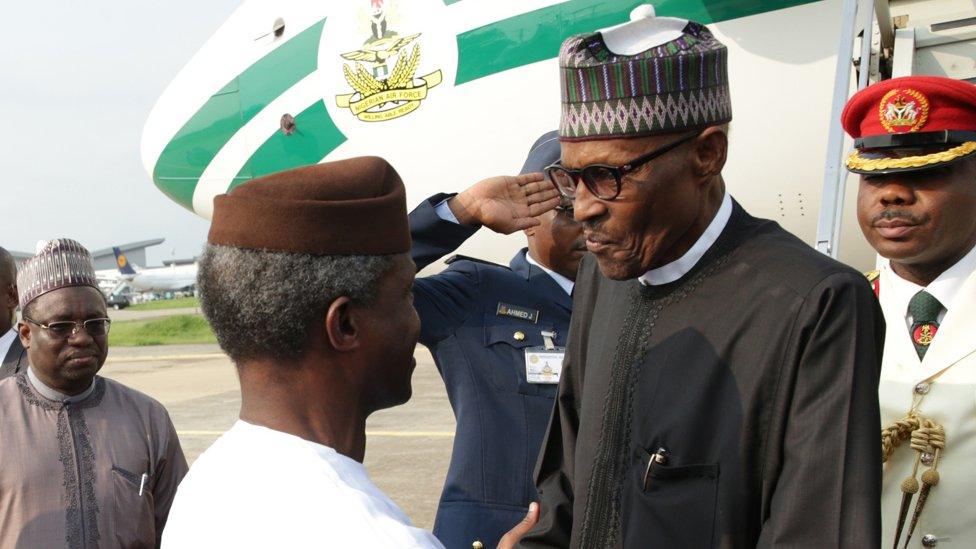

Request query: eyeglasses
[
  {"left": 23, "top": 316, "right": 112, "bottom": 338},
  {"left": 544, "top": 131, "right": 702, "bottom": 200}
]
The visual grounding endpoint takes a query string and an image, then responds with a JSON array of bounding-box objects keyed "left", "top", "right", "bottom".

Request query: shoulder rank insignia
[
  {"left": 865, "top": 269, "right": 880, "bottom": 298},
  {"left": 445, "top": 254, "right": 509, "bottom": 269}
]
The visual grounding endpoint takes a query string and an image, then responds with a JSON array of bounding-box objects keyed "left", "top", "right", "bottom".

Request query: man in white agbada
[{"left": 162, "top": 158, "right": 537, "bottom": 548}]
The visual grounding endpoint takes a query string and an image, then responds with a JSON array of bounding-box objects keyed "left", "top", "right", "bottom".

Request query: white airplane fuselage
[{"left": 141, "top": 0, "right": 880, "bottom": 270}]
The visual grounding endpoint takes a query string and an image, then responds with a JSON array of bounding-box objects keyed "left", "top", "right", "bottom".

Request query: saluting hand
[
  {"left": 448, "top": 173, "right": 561, "bottom": 234},
  {"left": 496, "top": 502, "right": 539, "bottom": 549}
]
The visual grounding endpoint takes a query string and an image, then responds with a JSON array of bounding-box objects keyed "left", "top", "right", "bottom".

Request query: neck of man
[
  {"left": 649, "top": 177, "right": 726, "bottom": 270},
  {"left": 237, "top": 357, "right": 369, "bottom": 462},
  {"left": 891, "top": 238, "right": 976, "bottom": 287},
  {"left": 526, "top": 247, "right": 575, "bottom": 282}
]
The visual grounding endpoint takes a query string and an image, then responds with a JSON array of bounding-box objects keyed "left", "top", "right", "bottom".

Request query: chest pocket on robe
[
  {"left": 482, "top": 321, "right": 558, "bottom": 398},
  {"left": 111, "top": 465, "right": 156, "bottom": 548},
  {"left": 621, "top": 446, "right": 720, "bottom": 548}
]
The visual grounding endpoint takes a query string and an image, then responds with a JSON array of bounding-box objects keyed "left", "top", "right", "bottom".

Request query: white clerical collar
[
  {"left": 525, "top": 253, "right": 574, "bottom": 295},
  {"left": 0, "top": 328, "right": 16, "bottom": 360},
  {"left": 883, "top": 242, "right": 976, "bottom": 325},
  {"left": 27, "top": 366, "right": 96, "bottom": 403},
  {"left": 639, "top": 192, "right": 733, "bottom": 286}
]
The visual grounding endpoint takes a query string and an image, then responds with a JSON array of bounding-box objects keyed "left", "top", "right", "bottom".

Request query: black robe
[{"left": 520, "top": 203, "right": 883, "bottom": 548}]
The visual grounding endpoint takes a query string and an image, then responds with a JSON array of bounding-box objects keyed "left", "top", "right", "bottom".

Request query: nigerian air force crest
[{"left": 335, "top": 0, "right": 442, "bottom": 122}]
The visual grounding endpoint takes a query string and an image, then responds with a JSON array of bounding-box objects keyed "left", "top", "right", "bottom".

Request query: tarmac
[{"left": 100, "top": 344, "right": 455, "bottom": 530}]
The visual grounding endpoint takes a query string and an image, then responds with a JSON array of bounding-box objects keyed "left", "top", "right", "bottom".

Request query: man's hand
[
  {"left": 448, "top": 173, "right": 561, "bottom": 234},
  {"left": 496, "top": 502, "right": 539, "bottom": 548}
]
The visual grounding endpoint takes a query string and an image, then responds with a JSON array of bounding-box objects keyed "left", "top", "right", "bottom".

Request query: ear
[
  {"left": 691, "top": 127, "right": 728, "bottom": 181},
  {"left": 324, "top": 296, "right": 361, "bottom": 352},
  {"left": 17, "top": 320, "right": 31, "bottom": 350},
  {"left": 523, "top": 226, "right": 537, "bottom": 237}
]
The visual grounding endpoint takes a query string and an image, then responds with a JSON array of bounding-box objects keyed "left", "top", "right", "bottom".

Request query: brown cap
[{"left": 208, "top": 156, "right": 411, "bottom": 255}]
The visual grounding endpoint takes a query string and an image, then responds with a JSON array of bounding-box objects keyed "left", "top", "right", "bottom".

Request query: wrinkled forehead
[
  {"left": 31, "top": 286, "right": 106, "bottom": 320},
  {"left": 560, "top": 133, "right": 681, "bottom": 167}
]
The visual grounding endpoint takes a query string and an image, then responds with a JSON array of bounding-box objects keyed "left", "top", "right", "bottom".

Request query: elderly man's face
[
  {"left": 857, "top": 157, "right": 976, "bottom": 271},
  {"left": 19, "top": 286, "right": 109, "bottom": 394},
  {"left": 359, "top": 253, "right": 421, "bottom": 411},
  {"left": 563, "top": 133, "right": 709, "bottom": 280}
]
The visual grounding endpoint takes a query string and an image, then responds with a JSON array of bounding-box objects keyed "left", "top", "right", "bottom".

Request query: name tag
[
  {"left": 525, "top": 348, "right": 565, "bottom": 384},
  {"left": 497, "top": 302, "right": 539, "bottom": 323}
]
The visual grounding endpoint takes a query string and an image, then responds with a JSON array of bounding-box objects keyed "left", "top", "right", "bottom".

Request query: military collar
[
  {"left": 511, "top": 249, "right": 574, "bottom": 309},
  {"left": 524, "top": 253, "right": 574, "bottom": 296},
  {"left": 639, "top": 191, "right": 732, "bottom": 286},
  {"left": 883, "top": 242, "right": 976, "bottom": 327}
]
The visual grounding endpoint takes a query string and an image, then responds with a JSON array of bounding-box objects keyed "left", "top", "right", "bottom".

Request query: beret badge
[{"left": 879, "top": 89, "right": 929, "bottom": 133}]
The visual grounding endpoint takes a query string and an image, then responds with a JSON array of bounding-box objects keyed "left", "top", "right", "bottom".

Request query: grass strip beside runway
[
  {"left": 128, "top": 296, "right": 200, "bottom": 311},
  {"left": 109, "top": 314, "right": 217, "bottom": 347}
]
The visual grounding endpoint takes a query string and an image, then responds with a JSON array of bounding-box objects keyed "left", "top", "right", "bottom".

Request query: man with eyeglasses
[
  {"left": 410, "top": 131, "right": 581, "bottom": 549},
  {"left": 0, "top": 238, "right": 187, "bottom": 548},
  {"left": 520, "top": 9, "right": 884, "bottom": 548},
  {"left": 0, "top": 246, "right": 26, "bottom": 379}
]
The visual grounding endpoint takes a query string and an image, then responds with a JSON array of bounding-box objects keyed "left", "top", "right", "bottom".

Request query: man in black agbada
[{"left": 520, "top": 12, "right": 884, "bottom": 548}]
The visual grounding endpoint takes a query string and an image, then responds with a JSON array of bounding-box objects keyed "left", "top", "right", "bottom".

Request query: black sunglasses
[{"left": 545, "top": 131, "right": 702, "bottom": 200}]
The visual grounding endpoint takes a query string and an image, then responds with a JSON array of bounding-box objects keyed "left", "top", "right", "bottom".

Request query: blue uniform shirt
[{"left": 410, "top": 194, "right": 573, "bottom": 549}]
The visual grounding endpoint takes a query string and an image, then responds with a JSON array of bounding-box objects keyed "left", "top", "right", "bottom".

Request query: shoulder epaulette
[
  {"left": 865, "top": 269, "right": 880, "bottom": 298},
  {"left": 444, "top": 254, "right": 510, "bottom": 270}
]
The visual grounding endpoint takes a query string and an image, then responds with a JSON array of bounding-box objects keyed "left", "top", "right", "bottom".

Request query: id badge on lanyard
[{"left": 525, "top": 330, "right": 565, "bottom": 384}]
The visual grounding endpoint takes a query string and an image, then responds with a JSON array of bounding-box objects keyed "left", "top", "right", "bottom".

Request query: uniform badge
[
  {"left": 496, "top": 302, "right": 539, "bottom": 324},
  {"left": 879, "top": 89, "right": 929, "bottom": 133},
  {"left": 864, "top": 269, "right": 880, "bottom": 297},
  {"left": 912, "top": 322, "right": 938, "bottom": 346}
]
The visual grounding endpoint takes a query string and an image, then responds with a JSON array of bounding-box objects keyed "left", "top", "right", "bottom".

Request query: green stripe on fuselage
[
  {"left": 151, "top": 19, "right": 333, "bottom": 210},
  {"left": 454, "top": 0, "right": 821, "bottom": 85},
  {"left": 229, "top": 100, "right": 344, "bottom": 191}
]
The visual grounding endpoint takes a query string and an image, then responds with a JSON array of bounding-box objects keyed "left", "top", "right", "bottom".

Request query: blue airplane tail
[{"left": 113, "top": 247, "right": 138, "bottom": 275}]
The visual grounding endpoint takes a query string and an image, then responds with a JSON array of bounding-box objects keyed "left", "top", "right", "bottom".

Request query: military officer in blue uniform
[{"left": 409, "top": 132, "right": 584, "bottom": 549}]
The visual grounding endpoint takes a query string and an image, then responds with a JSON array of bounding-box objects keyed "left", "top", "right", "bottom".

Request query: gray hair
[{"left": 197, "top": 243, "right": 396, "bottom": 363}]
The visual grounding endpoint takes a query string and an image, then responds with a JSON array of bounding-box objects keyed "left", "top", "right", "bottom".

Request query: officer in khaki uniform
[{"left": 844, "top": 75, "right": 976, "bottom": 548}]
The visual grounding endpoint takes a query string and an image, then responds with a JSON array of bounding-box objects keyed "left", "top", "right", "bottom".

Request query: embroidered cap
[
  {"left": 558, "top": 6, "right": 732, "bottom": 141},
  {"left": 842, "top": 75, "right": 976, "bottom": 174},
  {"left": 17, "top": 239, "right": 100, "bottom": 309}
]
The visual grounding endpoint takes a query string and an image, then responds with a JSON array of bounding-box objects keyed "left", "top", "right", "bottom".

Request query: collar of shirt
[
  {"left": 525, "top": 253, "right": 575, "bottom": 295},
  {"left": 27, "top": 366, "right": 96, "bottom": 403},
  {"left": 883, "top": 242, "right": 976, "bottom": 328},
  {"left": 0, "top": 328, "right": 16, "bottom": 361},
  {"left": 639, "top": 191, "right": 733, "bottom": 286}
]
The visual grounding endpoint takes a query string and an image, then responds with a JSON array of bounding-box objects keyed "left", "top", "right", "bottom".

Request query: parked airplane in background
[{"left": 112, "top": 247, "right": 198, "bottom": 293}]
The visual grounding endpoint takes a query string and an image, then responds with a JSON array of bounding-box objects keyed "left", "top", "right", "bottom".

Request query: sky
[{"left": 1, "top": 1, "right": 242, "bottom": 265}]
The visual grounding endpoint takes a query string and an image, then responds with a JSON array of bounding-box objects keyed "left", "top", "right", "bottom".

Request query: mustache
[{"left": 870, "top": 209, "right": 926, "bottom": 225}]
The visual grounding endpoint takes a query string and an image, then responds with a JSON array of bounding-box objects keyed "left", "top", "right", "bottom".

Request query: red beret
[
  {"left": 842, "top": 76, "right": 976, "bottom": 174},
  {"left": 208, "top": 156, "right": 410, "bottom": 255}
]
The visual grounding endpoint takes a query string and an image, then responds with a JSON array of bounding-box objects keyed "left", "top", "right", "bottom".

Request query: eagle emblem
[{"left": 335, "top": 1, "right": 441, "bottom": 123}]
